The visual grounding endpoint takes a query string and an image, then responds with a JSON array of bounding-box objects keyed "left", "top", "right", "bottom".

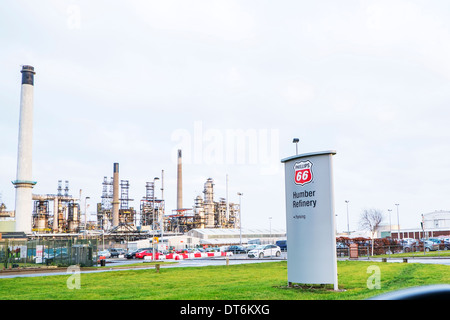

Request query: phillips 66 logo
[{"left": 294, "top": 160, "right": 313, "bottom": 185}]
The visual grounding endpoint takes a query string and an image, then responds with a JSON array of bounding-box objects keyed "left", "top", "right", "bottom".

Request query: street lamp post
[
  {"left": 269, "top": 217, "right": 272, "bottom": 244},
  {"left": 292, "top": 138, "right": 299, "bottom": 155},
  {"left": 395, "top": 204, "right": 400, "bottom": 239},
  {"left": 237, "top": 192, "right": 243, "bottom": 245},
  {"left": 161, "top": 169, "right": 165, "bottom": 240},
  {"left": 85, "top": 196, "right": 90, "bottom": 233},
  {"left": 345, "top": 200, "right": 350, "bottom": 235},
  {"left": 152, "top": 177, "right": 160, "bottom": 261},
  {"left": 388, "top": 209, "right": 392, "bottom": 236}
]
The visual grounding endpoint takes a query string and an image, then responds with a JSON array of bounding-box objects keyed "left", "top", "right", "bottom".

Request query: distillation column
[
  {"left": 204, "top": 178, "right": 215, "bottom": 228},
  {"left": 112, "top": 163, "right": 120, "bottom": 227}
]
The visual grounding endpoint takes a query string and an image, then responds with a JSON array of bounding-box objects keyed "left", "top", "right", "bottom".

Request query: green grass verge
[
  {"left": 376, "top": 250, "right": 450, "bottom": 258},
  {"left": 95, "top": 261, "right": 178, "bottom": 268},
  {"left": 1, "top": 261, "right": 449, "bottom": 300}
]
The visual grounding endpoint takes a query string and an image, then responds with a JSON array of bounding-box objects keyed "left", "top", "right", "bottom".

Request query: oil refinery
[{"left": 0, "top": 65, "right": 241, "bottom": 242}]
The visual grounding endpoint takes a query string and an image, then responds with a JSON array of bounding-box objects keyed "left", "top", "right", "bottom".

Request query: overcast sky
[{"left": 1, "top": 1, "right": 450, "bottom": 232}]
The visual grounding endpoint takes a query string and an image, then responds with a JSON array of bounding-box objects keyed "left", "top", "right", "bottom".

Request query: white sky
[{"left": 1, "top": 1, "right": 450, "bottom": 232}]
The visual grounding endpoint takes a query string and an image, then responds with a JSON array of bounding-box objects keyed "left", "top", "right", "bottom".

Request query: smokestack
[
  {"left": 112, "top": 163, "right": 120, "bottom": 227},
  {"left": 12, "top": 65, "right": 37, "bottom": 234},
  {"left": 177, "top": 149, "right": 182, "bottom": 211}
]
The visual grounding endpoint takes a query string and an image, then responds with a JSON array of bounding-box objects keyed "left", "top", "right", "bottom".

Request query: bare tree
[{"left": 359, "top": 209, "right": 384, "bottom": 255}]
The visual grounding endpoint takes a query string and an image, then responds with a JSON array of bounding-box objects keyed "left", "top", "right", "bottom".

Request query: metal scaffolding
[{"left": 140, "top": 181, "right": 165, "bottom": 231}]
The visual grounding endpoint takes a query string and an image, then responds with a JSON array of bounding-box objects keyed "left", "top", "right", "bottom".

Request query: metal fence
[
  {"left": 1, "top": 238, "right": 98, "bottom": 268},
  {"left": 336, "top": 244, "right": 449, "bottom": 257}
]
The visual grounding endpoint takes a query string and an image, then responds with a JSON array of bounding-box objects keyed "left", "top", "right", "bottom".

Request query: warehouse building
[
  {"left": 186, "top": 228, "right": 286, "bottom": 246},
  {"left": 390, "top": 210, "right": 450, "bottom": 239}
]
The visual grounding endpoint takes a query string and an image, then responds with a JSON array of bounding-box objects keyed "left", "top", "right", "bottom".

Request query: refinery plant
[{"left": 1, "top": 65, "right": 241, "bottom": 240}]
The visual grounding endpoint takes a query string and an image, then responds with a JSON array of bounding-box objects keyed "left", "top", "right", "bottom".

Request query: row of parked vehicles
[
  {"left": 97, "top": 237, "right": 449, "bottom": 260},
  {"left": 224, "top": 243, "right": 284, "bottom": 258},
  {"left": 400, "top": 237, "right": 450, "bottom": 252},
  {"left": 98, "top": 243, "right": 287, "bottom": 260},
  {"left": 124, "top": 247, "right": 219, "bottom": 259},
  {"left": 336, "top": 237, "right": 450, "bottom": 254},
  {"left": 97, "top": 248, "right": 127, "bottom": 259}
]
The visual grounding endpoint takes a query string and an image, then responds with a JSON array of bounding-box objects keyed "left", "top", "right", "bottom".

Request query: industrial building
[
  {"left": 186, "top": 228, "right": 286, "bottom": 246},
  {"left": 92, "top": 150, "right": 240, "bottom": 236},
  {"left": 0, "top": 201, "right": 15, "bottom": 232},
  {"left": 389, "top": 210, "right": 450, "bottom": 240},
  {"left": 422, "top": 210, "right": 450, "bottom": 231},
  {"left": 139, "top": 178, "right": 165, "bottom": 231},
  {"left": 165, "top": 178, "right": 240, "bottom": 233},
  {"left": 340, "top": 210, "right": 450, "bottom": 240},
  {"left": 31, "top": 180, "right": 80, "bottom": 233},
  {"left": 3, "top": 65, "right": 241, "bottom": 239},
  {"left": 96, "top": 163, "right": 138, "bottom": 232}
]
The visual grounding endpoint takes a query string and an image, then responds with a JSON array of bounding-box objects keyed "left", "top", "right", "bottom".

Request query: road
[
  {"left": 2, "top": 252, "right": 450, "bottom": 279},
  {"left": 0, "top": 253, "right": 286, "bottom": 279}
]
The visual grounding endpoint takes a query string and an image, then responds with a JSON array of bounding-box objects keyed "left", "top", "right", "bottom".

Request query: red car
[
  {"left": 135, "top": 249, "right": 152, "bottom": 259},
  {"left": 135, "top": 249, "right": 161, "bottom": 259}
]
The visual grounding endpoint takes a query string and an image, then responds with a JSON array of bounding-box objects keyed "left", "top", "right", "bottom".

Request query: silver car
[{"left": 248, "top": 244, "right": 281, "bottom": 258}]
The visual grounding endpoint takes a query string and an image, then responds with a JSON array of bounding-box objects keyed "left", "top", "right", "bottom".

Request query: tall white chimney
[
  {"left": 12, "top": 65, "right": 37, "bottom": 234},
  {"left": 177, "top": 149, "right": 182, "bottom": 211}
]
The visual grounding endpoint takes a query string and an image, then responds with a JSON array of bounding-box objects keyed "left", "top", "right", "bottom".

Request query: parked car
[
  {"left": 127, "top": 248, "right": 151, "bottom": 259},
  {"left": 336, "top": 242, "right": 349, "bottom": 257},
  {"left": 135, "top": 249, "right": 154, "bottom": 259},
  {"left": 429, "top": 238, "right": 450, "bottom": 250},
  {"left": 429, "top": 238, "right": 441, "bottom": 244},
  {"left": 109, "top": 248, "right": 126, "bottom": 258},
  {"left": 226, "top": 245, "right": 246, "bottom": 254},
  {"left": 336, "top": 242, "right": 348, "bottom": 249},
  {"left": 420, "top": 240, "right": 439, "bottom": 252},
  {"left": 243, "top": 244, "right": 257, "bottom": 253},
  {"left": 126, "top": 250, "right": 139, "bottom": 259},
  {"left": 137, "top": 249, "right": 165, "bottom": 259},
  {"left": 400, "top": 238, "right": 418, "bottom": 253},
  {"left": 98, "top": 250, "right": 111, "bottom": 259},
  {"left": 248, "top": 244, "right": 281, "bottom": 258},
  {"left": 276, "top": 240, "right": 287, "bottom": 251},
  {"left": 444, "top": 241, "right": 450, "bottom": 250},
  {"left": 401, "top": 238, "right": 417, "bottom": 245}
]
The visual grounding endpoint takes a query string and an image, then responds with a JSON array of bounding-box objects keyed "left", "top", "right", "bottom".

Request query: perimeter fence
[{"left": 0, "top": 238, "right": 98, "bottom": 269}]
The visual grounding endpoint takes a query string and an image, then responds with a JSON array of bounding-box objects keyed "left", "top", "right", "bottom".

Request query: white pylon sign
[{"left": 281, "top": 150, "right": 338, "bottom": 290}]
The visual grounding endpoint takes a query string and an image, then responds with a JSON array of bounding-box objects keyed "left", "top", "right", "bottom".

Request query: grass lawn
[
  {"left": 377, "top": 250, "right": 450, "bottom": 258},
  {"left": 0, "top": 260, "right": 449, "bottom": 300}
]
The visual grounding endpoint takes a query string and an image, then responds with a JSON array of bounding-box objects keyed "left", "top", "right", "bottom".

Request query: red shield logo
[{"left": 294, "top": 160, "right": 313, "bottom": 185}]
